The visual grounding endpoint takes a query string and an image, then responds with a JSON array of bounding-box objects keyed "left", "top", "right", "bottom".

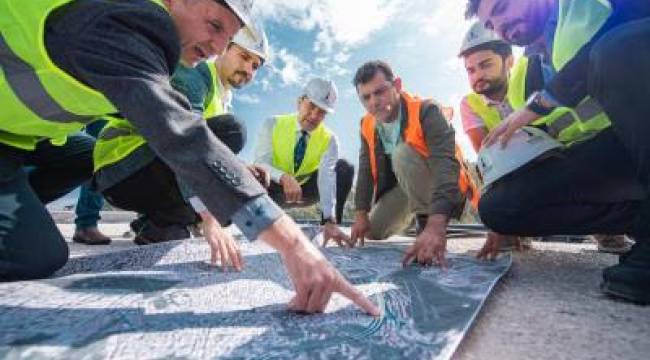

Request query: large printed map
[{"left": 0, "top": 237, "right": 510, "bottom": 359}]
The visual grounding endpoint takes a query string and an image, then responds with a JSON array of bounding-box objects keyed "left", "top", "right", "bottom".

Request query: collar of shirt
[{"left": 294, "top": 116, "right": 311, "bottom": 139}]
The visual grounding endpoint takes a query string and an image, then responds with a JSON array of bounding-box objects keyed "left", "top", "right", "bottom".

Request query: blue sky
[{"left": 231, "top": 0, "right": 480, "bottom": 163}]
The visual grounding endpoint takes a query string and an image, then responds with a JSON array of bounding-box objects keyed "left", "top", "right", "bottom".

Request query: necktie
[{"left": 294, "top": 130, "right": 308, "bottom": 172}]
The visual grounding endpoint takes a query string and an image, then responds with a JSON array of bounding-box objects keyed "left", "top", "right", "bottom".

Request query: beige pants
[{"left": 368, "top": 144, "right": 434, "bottom": 239}]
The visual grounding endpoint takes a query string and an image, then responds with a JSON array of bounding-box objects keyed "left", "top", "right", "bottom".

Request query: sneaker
[
  {"left": 133, "top": 221, "right": 190, "bottom": 245},
  {"left": 594, "top": 234, "right": 633, "bottom": 254},
  {"left": 72, "top": 227, "right": 112, "bottom": 245},
  {"left": 601, "top": 240, "right": 650, "bottom": 304}
]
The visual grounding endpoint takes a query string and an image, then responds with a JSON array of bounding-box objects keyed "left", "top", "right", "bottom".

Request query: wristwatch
[
  {"left": 526, "top": 91, "right": 555, "bottom": 116},
  {"left": 320, "top": 217, "right": 335, "bottom": 226}
]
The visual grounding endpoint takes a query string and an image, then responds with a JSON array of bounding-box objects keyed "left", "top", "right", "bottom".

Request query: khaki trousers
[{"left": 368, "top": 144, "right": 433, "bottom": 239}]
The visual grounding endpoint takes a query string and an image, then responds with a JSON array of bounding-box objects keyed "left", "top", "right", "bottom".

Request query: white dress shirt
[{"left": 254, "top": 115, "right": 339, "bottom": 219}]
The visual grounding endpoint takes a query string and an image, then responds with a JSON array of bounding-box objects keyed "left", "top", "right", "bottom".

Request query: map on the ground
[{"left": 0, "top": 239, "right": 510, "bottom": 359}]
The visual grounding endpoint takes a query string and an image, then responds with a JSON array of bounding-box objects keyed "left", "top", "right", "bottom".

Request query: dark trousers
[
  {"left": 268, "top": 159, "right": 354, "bottom": 224},
  {"left": 75, "top": 120, "right": 108, "bottom": 229},
  {"left": 0, "top": 133, "right": 96, "bottom": 280},
  {"left": 479, "top": 19, "right": 650, "bottom": 240},
  {"left": 102, "top": 114, "right": 246, "bottom": 228}
]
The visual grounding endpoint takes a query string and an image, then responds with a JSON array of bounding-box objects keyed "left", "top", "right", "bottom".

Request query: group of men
[{"left": 0, "top": 0, "right": 648, "bottom": 318}]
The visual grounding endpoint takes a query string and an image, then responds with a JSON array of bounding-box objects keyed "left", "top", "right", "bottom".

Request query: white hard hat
[
  {"left": 303, "top": 78, "right": 338, "bottom": 113},
  {"left": 231, "top": 22, "right": 269, "bottom": 62},
  {"left": 477, "top": 127, "right": 563, "bottom": 189},
  {"left": 459, "top": 21, "right": 506, "bottom": 56},
  {"left": 223, "top": 0, "right": 257, "bottom": 39}
]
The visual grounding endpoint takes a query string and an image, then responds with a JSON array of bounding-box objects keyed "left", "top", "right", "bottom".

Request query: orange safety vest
[{"left": 360, "top": 91, "right": 480, "bottom": 209}]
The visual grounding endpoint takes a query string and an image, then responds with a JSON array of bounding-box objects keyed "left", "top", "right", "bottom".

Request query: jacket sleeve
[
  {"left": 420, "top": 102, "right": 464, "bottom": 218},
  {"left": 545, "top": 0, "right": 650, "bottom": 107},
  {"left": 354, "top": 118, "right": 374, "bottom": 212},
  {"left": 46, "top": 1, "right": 267, "bottom": 223}
]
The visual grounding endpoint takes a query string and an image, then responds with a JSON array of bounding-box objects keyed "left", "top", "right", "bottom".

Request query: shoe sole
[
  {"left": 72, "top": 236, "right": 111, "bottom": 246},
  {"left": 600, "top": 281, "right": 650, "bottom": 305}
]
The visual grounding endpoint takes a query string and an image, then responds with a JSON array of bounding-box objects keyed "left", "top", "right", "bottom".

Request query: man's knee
[
  {"left": 5, "top": 235, "right": 69, "bottom": 281},
  {"left": 478, "top": 184, "right": 526, "bottom": 234},
  {"left": 206, "top": 114, "right": 247, "bottom": 154}
]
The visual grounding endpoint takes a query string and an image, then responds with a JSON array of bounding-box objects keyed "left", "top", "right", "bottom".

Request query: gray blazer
[{"left": 45, "top": 0, "right": 265, "bottom": 221}]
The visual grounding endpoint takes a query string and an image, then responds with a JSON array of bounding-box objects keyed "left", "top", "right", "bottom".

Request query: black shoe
[
  {"left": 133, "top": 221, "right": 190, "bottom": 245},
  {"left": 601, "top": 240, "right": 650, "bottom": 305},
  {"left": 130, "top": 215, "right": 148, "bottom": 233}
]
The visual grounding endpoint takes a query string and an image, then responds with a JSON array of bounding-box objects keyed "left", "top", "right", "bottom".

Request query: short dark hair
[
  {"left": 465, "top": 0, "right": 481, "bottom": 19},
  {"left": 461, "top": 41, "right": 512, "bottom": 60},
  {"left": 352, "top": 60, "right": 395, "bottom": 88}
]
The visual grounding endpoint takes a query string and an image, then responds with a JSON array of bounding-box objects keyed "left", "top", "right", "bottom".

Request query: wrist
[
  {"left": 425, "top": 214, "right": 448, "bottom": 234},
  {"left": 526, "top": 91, "right": 555, "bottom": 116}
]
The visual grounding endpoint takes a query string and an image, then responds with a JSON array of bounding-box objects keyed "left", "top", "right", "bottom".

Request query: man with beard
[
  {"left": 93, "top": 25, "right": 269, "bottom": 253},
  {"left": 0, "top": 0, "right": 379, "bottom": 316},
  {"left": 254, "top": 78, "right": 354, "bottom": 248},
  {"left": 459, "top": 22, "right": 532, "bottom": 258},
  {"left": 466, "top": 0, "right": 650, "bottom": 303}
]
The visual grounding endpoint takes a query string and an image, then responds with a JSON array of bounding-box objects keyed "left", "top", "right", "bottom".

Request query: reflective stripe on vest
[
  {"left": 271, "top": 113, "right": 332, "bottom": 185},
  {"left": 508, "top": 57, "right": 610, "bottom": 146},
  {"left": 93, "top": 62, "right": 226, "bottom": 172},
  {"left": 360, "top": 91, "right": 480, "bottom": 209},
  {"left": 465, "top": 93, "right": 503, "bottom": 132},
  {"left": 0, "top": 0, "right": 166, "bottom": 150}
]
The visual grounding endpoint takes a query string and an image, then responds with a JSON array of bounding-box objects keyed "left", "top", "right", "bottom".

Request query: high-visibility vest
[
  {"left": 360, "top": 92, "right": 480, "bottom": 209},
  {"left": 514, "top": 0, "right": 612, "bottom": 146},
  {"left": 93, "top": 62, "right": 226, "bottom": 172},
  {"left": 465, "top": 93, "right": 506, "bottom": 132},
  {"left": 204, "top": 61, "right": 225, "bottom": 117},
  {"left": 508, "top": 56, "right": 610, "bottom": 146},
  {"left": 0, "top": 0, "right": 169, "bottom": 149},
  {"left": 271, "top": 113, "right": 333, "bottom": 185}
]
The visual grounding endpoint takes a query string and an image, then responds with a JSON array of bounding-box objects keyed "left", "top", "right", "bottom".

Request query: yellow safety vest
[
  {"left": 0, "top": 0, "right": 168, "bottom": 149},
  {"left": 465, "top": 93, "right": 505, "bottom": 132},
  {"left": 271, "top": 113, "right": 332, "bottom": 185},
  {"left": 93, "top": 62, "right": 226, "bottom": 172},
  {"left": 508, "top": 0, "right": 613, "bottom": 146}
]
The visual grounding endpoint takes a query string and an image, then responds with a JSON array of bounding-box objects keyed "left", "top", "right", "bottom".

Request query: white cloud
[
  {"left": 236, "top": 93, "right": 262, "bottom": 104},
  {"left": 254, "top": 0, "right": 402, "bottom": 53},
  {"left": 270, "top": 48, "right": 312, "bottom": 86}
]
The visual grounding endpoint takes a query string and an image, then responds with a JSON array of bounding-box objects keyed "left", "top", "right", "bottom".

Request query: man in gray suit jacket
[{"left": 0, "top": 0, "right": 378, "bottom": 316}]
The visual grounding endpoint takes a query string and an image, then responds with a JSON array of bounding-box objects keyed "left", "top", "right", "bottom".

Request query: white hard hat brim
[
  {"left": 223, "top": 0, "right": 258, "bottom": 41},
  {"left": 308, "top": 96, "right": 335, "bottom": 113}
]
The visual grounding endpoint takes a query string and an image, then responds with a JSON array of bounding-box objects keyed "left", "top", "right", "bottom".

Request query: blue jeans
[{"left": 74, "top": 120, "right": 107, "bottom": 229}]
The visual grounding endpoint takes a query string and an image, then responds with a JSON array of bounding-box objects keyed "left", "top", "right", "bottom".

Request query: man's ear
[
  {"left": 394, "top": 77, "right": 403, "bottom": 92},
  {"left": 505, "top": 54, "right": 515, "bottom": 70}
]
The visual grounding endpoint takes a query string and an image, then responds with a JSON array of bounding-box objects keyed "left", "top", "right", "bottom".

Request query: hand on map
[
  {"left": 483, "top": 107, "right": 540, "bottom": 148},
  {"left": 321, "top": 222, "right": 352, "bottom": 248},
  {"left": 280, "top": 174, "right": 303, "bottom": 203},
  {"left": 350, "top": 211, "right": 371, "bottom": 247},
  {"left": 200, "top": 211, "right": 243, "bottom": 272},
  {"left": 476, "top": 232, "right": 526, "bottom": 260},
  {"left": 261, "top": 215, "right": 381, "bottom": 316},
  {"left": 402, "top": 215, "right": 448, "bottom": 269}
]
